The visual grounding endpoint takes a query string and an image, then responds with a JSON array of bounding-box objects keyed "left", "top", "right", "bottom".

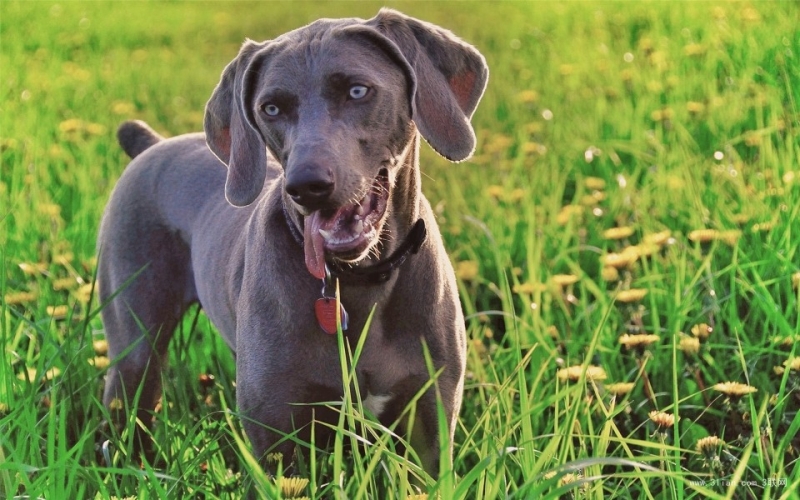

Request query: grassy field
[{"left": 2, "top": 1, "right": 799, "bottom": 498}]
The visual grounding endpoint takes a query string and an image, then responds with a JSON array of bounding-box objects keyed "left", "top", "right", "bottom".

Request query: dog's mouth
[{"left": 303, "top": 170, "right": 390, "bottom": 280}]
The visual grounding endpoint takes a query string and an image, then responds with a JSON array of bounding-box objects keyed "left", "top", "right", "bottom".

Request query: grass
[{"left": 1, "top": 1, "right": 799, "bottom": 498}]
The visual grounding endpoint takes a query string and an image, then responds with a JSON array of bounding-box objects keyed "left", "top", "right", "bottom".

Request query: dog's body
[{"left": 98, "top": 9, "right": 487, "bottom": 475}]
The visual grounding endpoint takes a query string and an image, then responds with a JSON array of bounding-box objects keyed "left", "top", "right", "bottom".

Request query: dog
[{"left": 98, "top": 8, "right": 488, "bottom": 477}]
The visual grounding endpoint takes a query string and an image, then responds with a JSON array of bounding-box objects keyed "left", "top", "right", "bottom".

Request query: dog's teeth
[
  {"left": 356, "top": 204, "right": 366, "bottom": 216},
  {"left": 318, "top": 229, "right": 333, "bottom": 242},
  {"left": 354, "top": 219, "right": 364, "bottom": 234}
]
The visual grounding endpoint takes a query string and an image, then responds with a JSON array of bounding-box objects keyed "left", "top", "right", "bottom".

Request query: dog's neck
[{"left": 383, "top": 132, "right": 423, "bottom": 256}]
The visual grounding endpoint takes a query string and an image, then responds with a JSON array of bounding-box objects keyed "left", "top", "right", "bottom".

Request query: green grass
[{"left": 2, "top": 1, "right": 799, "bottom": 498}]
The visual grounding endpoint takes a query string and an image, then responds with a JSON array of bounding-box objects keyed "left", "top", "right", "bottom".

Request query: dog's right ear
[{"left": 204, "top": 40, "right": 267, "bottom": 207}]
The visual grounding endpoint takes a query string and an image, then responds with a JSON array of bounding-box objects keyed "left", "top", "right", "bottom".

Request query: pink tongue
[{"left": 304, "top": 212, "right": 327, "bottom": 280}]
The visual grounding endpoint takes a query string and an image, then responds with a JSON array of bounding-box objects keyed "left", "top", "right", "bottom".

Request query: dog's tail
[{"left": 117, "top": 120, "right": 164, "bottom": 159}]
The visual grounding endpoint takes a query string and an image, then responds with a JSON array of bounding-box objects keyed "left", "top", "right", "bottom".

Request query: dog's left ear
[
  {"left": 366, "top": 8, "right": 488, "bottom": 162},
  {"left": 204, "top": 40, "right": 268, "bottom": 207}
]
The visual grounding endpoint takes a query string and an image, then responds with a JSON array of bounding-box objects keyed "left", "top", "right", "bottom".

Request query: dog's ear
[
  {"left": 366, "top": 8, "right": 488, "bottom": 162},
  {"left": 204, "top": 40, "right": 268, "bottom": 207}
]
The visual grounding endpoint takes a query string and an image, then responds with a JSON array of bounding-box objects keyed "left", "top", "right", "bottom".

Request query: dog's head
[{"left": 204, "top": 9, "right": 488, "bottom": 279}]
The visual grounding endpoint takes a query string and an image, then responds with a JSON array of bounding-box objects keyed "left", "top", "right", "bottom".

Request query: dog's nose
[{"left": 285, "top": 164, "right": 335, "bottom": 209}]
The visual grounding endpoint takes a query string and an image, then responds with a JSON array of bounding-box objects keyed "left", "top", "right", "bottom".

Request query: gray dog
[{"left": 98, "top": 8, "right": 487, "bottom": 477}]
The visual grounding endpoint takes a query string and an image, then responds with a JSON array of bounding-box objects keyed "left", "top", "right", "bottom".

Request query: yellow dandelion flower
[
  {"left": 19, "top": 262, "right": 48, "bottom": 276},
  {"left": 740, "top": 7, "right": 760, "bottom": 22},
  {"left": 615, "top": 288, "right": 648, "bottom": 303},
  {"left": 620, "top": 68, "right": 635, "bottom": 82},
  {"left": 605, "top": 382, "right": 635, "bottom": 396},
  {"left": 551, "top": 274, "right": 579, "bottom": 287},
  {"left": 52, "top": 277, "right": 78, "bottom": 291},
  {"left": 632, "top": 242, "right": 660, "bottom": 258},
  {"left": 278, "top": 476, "right": 309, "bottom": 498},
  {"left": 783, "top": 171, "right": 797, "bottom": 185},
  {"left": 771, "top": 335, "right": 799, "bottom": 348},
  {"left": 557, "top": 365, "right": 607, "bottom": 382},
  {"left": 4, "top": 291, "right": 38, "bottom": 305},
  {"left": 17, "top": 368, "right": 38, "bottom": 382},
  {"left": 74, "top": 283, "right": 95, "bottom": 303},
  {"left": 38, "top": 203, "right": 61, "bottom": 217},
  {"left": 85, "top": 123, "right": 106, "bottom": 136},
  {"left": 520, "top": 142, "right": 546, "bottom": 155},
  {"left": 643, "top": 230, "right": 672, "bottom": 246},
  {"left": 556, "top": 205, "right": 584, "bottom": 225},
  {"left": 686, "top": 101, "right": 706, "bottom": 115},
  {"left": 59, "top": 118, "right": 84, "bottom": 133},
  {"left": 111, "top": 100, "right": 136, "bottom": 115},
  {"left": 580, "top": 194, "right": 598, "bottom": 206},
  {"left": 109, "top": 398, "right": 124, "bottom": 411},
  {"left": 713, "top": 382, "right": 758, "bottom": 396},
  {"left": 601, "top": 266, "right": 620, "bottom": 282},
  {"left": 619, "top": 334, "right": 660, "bottom": 350},
  {"left": 18, "top": 367, "right": 61, "bottom": 383},
  {"left": 559, "top": 473, "right": 585, "bottom": 488},
  {"left": 90, "top": 356, "right": 110, "bottom": 370},
  {"left": 731, "top": 213, "right": 751, "bottom": 225},
  {"left": 484, "top": 134, "right": 514, "bottom": 154},
  {"left": 691, "top": 323, "right": 713, "bottom": 340},
  {"left": 688, "top": 229, "right": 718, "bottom": 243},
  {"left": 751, "top": 222, "right": 774, "bottom": 233},
  {"left": 603, "top": 226, "right": 635, "bottom": 240},
  {"left": 584, "top": 177, "right": 606, "bottom": 190},
  {"left": 470, "top": 338, "right": 487, "bottom": 358},
  {"left": 517, "top": 90, "right": 539, "bottom": 104},
  {"left": 783, "top": 357, "right": 800, "bottom": 371},
  {"left": 525, "top": 122, "right": 544, "bottom": 135},
  {"left": 647, "top": 80, "right": 664, "bottom": 94},
  {"left": 507, "top": 188, "right": 526, "bottom": 201},
  {"left": 485, "top": 185, "right": 505, "bottom": 199},
  {"left": 648, "top": 410, "right": 676, "bottom": 428},
  {"left": 46, "top": 305, "right": 69, "bottom": 319},
  {"left": 601, "top": 250, "right": 638, "bottom": 269},
  {"left": 52, "top": 253, "right": 74, "bottom": 266},
  {"left": 455, "top": 260, "right": 479, "bottom": 281},
  {"left": 683, "top": 43, "right": 706, "bottom": 57},
  {"left": 773, "top": 366, "right": 785, "bottom": 376},
  {"left": 542, "top": 470, "right": 558, "bottom": 481},
  {"left": 719, "top": 230, "right": 741, "bottom": 245},
  {"left": 93, "top": 339, "right": 109, "bottom": 356},
  {"left": 679, "top": 334, "right": 701, "bottom": 355},
  {"left": 696, "top": 436, "right": 724, "bottom": 455},
  {"left": 650, "top": 108, "right": 673, "bottom": 122}
]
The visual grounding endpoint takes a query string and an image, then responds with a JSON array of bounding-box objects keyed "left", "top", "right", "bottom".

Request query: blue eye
[
  {"left": 263, "top": 104, "right": 280, "bottom": 116},
  {"left": 349, "top": 85, "right": 369, "bottom": 100}
]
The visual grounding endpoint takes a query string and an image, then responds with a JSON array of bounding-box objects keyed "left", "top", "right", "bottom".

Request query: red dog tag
[{"left": 315, "top": 297, "right": 349, "bottom": 334}]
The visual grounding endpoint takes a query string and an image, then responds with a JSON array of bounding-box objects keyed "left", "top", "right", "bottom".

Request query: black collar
[{"left": 282, "top": 205, "right": 427, "bottom": 286}]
